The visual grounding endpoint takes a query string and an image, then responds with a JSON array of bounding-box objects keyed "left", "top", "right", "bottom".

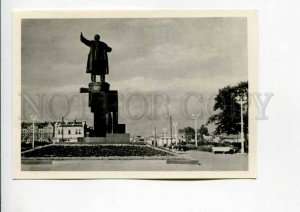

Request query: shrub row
[
  {"left": 197, "top": 145, "right": 213, "bottom": 152},
  {"left": 173, "top": 144, "right": 217, "bottom": 152}
]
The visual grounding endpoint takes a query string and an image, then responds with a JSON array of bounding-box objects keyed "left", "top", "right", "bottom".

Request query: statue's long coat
[{"left": 80, "top": 35, "right": 112, "bottom": 75}]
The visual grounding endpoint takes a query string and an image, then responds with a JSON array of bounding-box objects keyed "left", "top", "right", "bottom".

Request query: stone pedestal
[
  {"left": 89, "top": 82, "right": 110, "bottom": 93},
  {"left": 87, "top": 82, "right": 109, "bottom": 137},
  {"left": 80, "top": 81, "right": 128, "bottom": 140}
]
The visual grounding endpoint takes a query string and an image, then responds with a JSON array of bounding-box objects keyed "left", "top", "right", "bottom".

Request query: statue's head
[{"left": 94, "top": 34, "right": 100, "bottom": 41}]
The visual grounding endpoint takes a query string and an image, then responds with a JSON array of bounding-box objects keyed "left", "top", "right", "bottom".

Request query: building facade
[
  {"left": 53, "top": 120, "right": 87, "bottom": 142},
  {"left": 21, "top": 122, "right": 54, "bottom": 143}
]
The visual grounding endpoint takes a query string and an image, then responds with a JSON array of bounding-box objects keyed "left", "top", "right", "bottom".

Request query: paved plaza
[{"left": 22, "top": 151, "right": 248, "bottom": 171}]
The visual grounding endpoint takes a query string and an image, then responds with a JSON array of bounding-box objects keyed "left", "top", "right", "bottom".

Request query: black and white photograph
[
  {"left": 13, "top": 10, "right": 257, "bottom": 179},
  {"left": 2, "top": 1, "right": 299, "bottom": 211}
]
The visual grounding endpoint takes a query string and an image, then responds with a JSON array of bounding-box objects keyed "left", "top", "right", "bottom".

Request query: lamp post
[
  {"left": 163, "top": 128, "right": 167, "bottom": 146},
  {"left": 235, "top": 94, "right": 247, "bottom": 154},
  {"left": 170, "top": 116, "right": 173, "bottom": 145},
  {"left": 173, "top": 121, "right": 178, "bottom": 145},
  {"left": 153, "top": 126, "right": 157, "bottom": 146},
  {"left": 61, "top": 117, "right": 64, "bottom": 142},
  {"left": 192, "top": 114, "right": 199, "bottom": 147},
  {"left": 30, "top": 115, "right": 37, "bottom": 148}
]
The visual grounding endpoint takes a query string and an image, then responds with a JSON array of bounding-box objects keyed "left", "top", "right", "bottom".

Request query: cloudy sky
[{"left": 21, "top": 17, "right": 248, "bottom": 135}]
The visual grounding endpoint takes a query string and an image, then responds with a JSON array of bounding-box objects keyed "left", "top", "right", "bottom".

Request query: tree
[
  {"left": 198, "top": 124, "right": 209, "bottom": 136},
  {"left": 178, "top": 127, "right": 195, "bottom": 142},
  {"left": 207, "top": 81, "right": 248, "bottom": 135},
  {"left": 197, "top": 124, "right": 209, "bottom": 143}
]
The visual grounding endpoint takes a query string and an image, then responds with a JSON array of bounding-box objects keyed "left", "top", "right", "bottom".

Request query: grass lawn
[{"left": 21, "top": 142, "right": 51, "bottom": 152}]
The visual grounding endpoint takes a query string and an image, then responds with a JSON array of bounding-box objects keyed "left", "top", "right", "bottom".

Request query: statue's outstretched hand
[{"left": 80, "top": 32, "right": 91, "bottom": 46}]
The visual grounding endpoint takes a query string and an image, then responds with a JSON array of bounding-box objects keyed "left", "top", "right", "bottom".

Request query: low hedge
[
  {"left": 185, "top": 144, "right": 197, "bottom": 151},
  {"left": 197, "top": 145, "right": 213, "bottom": 152},
  {"left": 22, "top": 144, "right": 173, "bottom": 157},
  {"left": 174, "top": 144, "right": 213, "bottom": 152}
]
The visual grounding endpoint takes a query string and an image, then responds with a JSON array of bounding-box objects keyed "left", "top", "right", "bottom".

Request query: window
[
  {"left": 58, "top": 129, "right": 60, "bottom": 134},
  {"left": 68, "top": 129, "right": 71, "bottom": 135},
  {"left": 79, "top": 129, "right": 81, "bottom": 134}
]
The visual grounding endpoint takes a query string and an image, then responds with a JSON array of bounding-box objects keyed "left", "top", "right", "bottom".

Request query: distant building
[
  {"left": 21, "top": 122, "right": 54, "bottom": 143},
  {"left": 53, "top": 120, "right": 87, "bottom": 143}
]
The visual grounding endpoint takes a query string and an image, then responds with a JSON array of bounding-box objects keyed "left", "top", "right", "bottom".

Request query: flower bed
[{"left": 21, "top": 144, "right": 174, "bottom": 158}]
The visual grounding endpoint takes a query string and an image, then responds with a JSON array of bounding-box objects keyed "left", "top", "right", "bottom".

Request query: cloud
[{"left": 111, "top": 75, "right": 247, "bottom": 94}]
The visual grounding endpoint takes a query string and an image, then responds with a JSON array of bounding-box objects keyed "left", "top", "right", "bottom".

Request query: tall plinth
[
  {"left": 80, "top": 82, "right": 125, "bottom": 138},
  {"left": 89, "top": 82, "right": 109, "bottom": 137}
]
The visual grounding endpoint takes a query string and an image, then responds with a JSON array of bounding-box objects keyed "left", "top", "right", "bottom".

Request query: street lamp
[
  {"left": 235, "top": 93, "right": 247, "bottom": 154},
  {"left": 192, "top": 114, "right": 199, "bottom": 147},
  {"left": 163, "top": 127, "right": 167, "bottom": 146},
  {"left": 173, "top": 121, "right": 178, "bottom": 145},
  {"left": 30, "top": 115, "right": 37, "bottom": 148},
  {"left": 153, "top": 126, "right": 157, "bottom": 146},
  {"left": 61, "top": 117, "right": 65, "bottom": 142}
]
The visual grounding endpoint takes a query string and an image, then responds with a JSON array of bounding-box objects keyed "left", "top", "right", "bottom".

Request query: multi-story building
[
  {"left": 53, "top": 120, "right": 87, "bottom": 142},
  {"left": 21, "top": 122, "right": 54, "bottom": 143}
]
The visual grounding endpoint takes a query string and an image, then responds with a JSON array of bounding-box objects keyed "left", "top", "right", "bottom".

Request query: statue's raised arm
[{"left": 80, "top": 32, "right": 92, "bottom": 47}]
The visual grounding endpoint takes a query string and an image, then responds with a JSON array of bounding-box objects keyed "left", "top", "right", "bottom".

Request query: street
[{"left": 22, "top": 150, "right": 248, "bottom": 171}]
